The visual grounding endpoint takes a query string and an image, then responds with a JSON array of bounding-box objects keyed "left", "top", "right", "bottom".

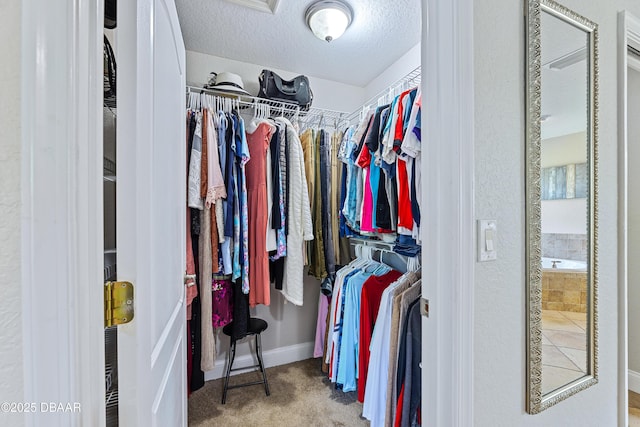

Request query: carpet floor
[{"left": 188, "top": 358, "right": 370, "bottom": 427}]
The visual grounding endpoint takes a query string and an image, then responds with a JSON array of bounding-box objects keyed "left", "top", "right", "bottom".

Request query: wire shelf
[
  {"left": 186, "top": 66, "right": 421, "bottom": 131},
  {"left": 347, "top": 66, "right": 421, "bottom": 123},
  {"left": 187, "top": 84, "right": 353, "bottom": 130},
  {"left": 186, "top": 85, "right": 302, "bottom": 118}
]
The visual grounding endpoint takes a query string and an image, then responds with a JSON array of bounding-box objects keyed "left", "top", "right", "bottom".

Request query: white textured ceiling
[{"left": 175, "top": 0, "right": 421, "bottom": 87}]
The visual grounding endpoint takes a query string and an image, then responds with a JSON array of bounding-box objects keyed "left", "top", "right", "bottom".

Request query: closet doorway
[
  {"left": 22, "top": 0, "right": 476, "bottom": 425},
  {"left": 178, "top": 1, "right": 423, "bottom": 425},
  {"left": 101, "top": 0, "right": 477, "bottom": 425}
]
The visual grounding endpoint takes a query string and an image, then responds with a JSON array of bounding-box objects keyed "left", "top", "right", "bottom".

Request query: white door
[{"left": 117, "top": 0, "right": 187, "bottom": 425}]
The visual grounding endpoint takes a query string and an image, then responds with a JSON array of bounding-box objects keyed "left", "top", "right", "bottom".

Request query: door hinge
[
  {"left": 420, "top": 298, "right": 429, "bottom": 318},
  {"left": 104, "top": 281, "right": 134, "bottom": 328}
]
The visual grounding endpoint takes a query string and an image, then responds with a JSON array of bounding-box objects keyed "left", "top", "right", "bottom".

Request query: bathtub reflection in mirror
[{"left": 526, "top": 0, "right": 598, "bottom": 413}]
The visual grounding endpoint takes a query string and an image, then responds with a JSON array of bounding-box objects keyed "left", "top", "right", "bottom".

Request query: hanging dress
[{"left": 246, "top": 120, "right": 276, "bottom": 307}]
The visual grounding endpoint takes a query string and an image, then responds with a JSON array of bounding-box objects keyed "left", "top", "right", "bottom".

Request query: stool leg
[
  {"left": 222, "top": 338, "right": 236, "bottom": 404},
  {"left": 255, "top": 333, "right": 270, "bottom": 396}
]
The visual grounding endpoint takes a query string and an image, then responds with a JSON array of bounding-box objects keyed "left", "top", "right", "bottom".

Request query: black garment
[
  {"left": 375, "top": 106, "right": 393, "bottom": 231},
  {"left": 410, "top": 157, "right": 420, "bottom": 227},
  {"left": 233, "top": 113, "right": 247, "bottom": 268},
  {"left": 269, "top": 257, "right": 285, "bottom": 291},
  {"left": 231, "top": 278, "right": 250, "bottom": 340},
  {"left": 284, "top": 125, "right": 291, "bottom": 236},
  {"left": 269, "top": 125, "right": 282, "bottom": 230},
  {"left": 188, "top": 112, "right": 197, "bottom": 153},
  {"left": 376, "top": 178, "right": 393, "bottom": 230},
  {"left": 397, "top": 300, "right": 422, "bottom": 427},
  {"left": 396, "top": 299, "right": 419, "bottom": 399},
  {"left": 365, "top": 105, "right": 389, "bottom": 153},
  {"left": 224, "top": 114, "right": 235, "bottom": 238},
  {"left": 189, "top": 209, "right": 204, "bottom": 392}
]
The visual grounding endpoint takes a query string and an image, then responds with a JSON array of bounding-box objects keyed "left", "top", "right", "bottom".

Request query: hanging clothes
[
  {"left": 358, "top": 269, "right": 403, "bottom": 402},
  {"left": 333, "top": 87, "right": 422, "bottom": 257},
  {"left": 362, "top": 270, "right": 421, "bottom": 427},
  {"left": 276, "top": 117, "right": 314, "bottom": 306},
  {"left": 269, "top": 121, "right": 287, "bottom": 262}
]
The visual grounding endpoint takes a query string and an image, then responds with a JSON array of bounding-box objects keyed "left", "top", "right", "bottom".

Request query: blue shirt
[{"left": 336, "top": 270, "right": 373, "bottom": 392}]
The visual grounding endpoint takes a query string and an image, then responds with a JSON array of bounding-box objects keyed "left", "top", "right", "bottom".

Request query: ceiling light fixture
[{"left": 305, "top": 0, "right": 353, "bottom": 43}]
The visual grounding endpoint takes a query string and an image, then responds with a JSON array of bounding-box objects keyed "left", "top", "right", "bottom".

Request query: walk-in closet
[{"left": 104, "top": 1, "right": 423, "bottom": 425}]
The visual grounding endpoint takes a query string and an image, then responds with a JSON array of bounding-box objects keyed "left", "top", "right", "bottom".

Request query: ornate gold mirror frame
[{"left": 525, "top": 0, "right": 598, "bottom": 414}]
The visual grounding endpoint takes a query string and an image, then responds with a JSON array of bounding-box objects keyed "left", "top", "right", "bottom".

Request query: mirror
[{"left": 526, "top": 0, "right": 598, "bottom": 413}]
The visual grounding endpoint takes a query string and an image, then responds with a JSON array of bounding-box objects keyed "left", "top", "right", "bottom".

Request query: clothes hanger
[
  {"left": 343, "top": 244, "right": 368, "bottom": 271},
  {"left": 407, "top": 255, "right": 421, "bottom": 273}
]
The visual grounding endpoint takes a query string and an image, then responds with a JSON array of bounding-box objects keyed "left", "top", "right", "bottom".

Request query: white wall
[
  {"left": 540, "top": 132, "right": 588, "bottom": 234},
  {"left": 0, "top": 0, "right": 24, "bottom": 425},
  {"left": 186, "top": 51, "right": 366, "bottom": 112},
  {"left": 363, "top": 42, "right": 420, "bottom": 102},
  {"left": 628, "top": 67, "right": 640, "bottom": 375},
  {"left": 474, "top": 0, "right": 629, "bottom": 425},
  {"left": 541, "top": 199, "right": 587, "bottom": 234},
  {"left": 541, "top": 131, "right": 588, "bottom": 167}
]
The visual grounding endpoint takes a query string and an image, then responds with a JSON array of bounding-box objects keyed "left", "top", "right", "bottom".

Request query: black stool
[{"left": 221, "top": 317, "right": 270, "bottom": 404}]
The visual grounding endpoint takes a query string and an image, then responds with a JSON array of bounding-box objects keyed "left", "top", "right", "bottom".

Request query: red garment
[
  {"left": 357, "top": 269, "right": 403, "bottom": 402},
  {"left": 397, "top": 157, "right": 413, "bottom": 230},
  {"left": 246, "top": 122, "right": 274, "bottom": 307},
  {"left": 394, "top": 383, "right": 405, "bottom": 427},
  {"left": 394, "top": 90, "right": 412, "bottom": 147}
]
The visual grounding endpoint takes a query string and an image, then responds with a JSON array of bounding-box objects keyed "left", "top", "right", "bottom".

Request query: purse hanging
[{"left": 258, "top": 70, "right": 314, "bottom": 111}]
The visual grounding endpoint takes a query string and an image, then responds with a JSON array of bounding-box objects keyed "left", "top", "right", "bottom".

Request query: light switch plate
[{"left": 477, "top": 219, "right": 497, "bottom": 262}]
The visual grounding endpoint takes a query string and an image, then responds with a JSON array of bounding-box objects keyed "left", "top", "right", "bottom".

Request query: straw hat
[{"left": 204, "top": 72, "right": 251, "bottom": 96}]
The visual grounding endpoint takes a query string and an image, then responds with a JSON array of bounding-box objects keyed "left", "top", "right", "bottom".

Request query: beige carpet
[{"left": 188, "top": 358, "right": 369, "bottom": 426}]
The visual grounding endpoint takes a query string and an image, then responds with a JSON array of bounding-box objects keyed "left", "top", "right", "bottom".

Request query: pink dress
[{"left": 246, "top": 121, "right": 275, "bottom": 307}]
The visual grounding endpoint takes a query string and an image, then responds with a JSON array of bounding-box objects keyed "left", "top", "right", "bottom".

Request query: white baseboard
[
  {"left": 630, "top": 370, "right": 640, "bottom": 394},
  {"left": 204, "top": 341, "right": 315, "bottom": 381}
]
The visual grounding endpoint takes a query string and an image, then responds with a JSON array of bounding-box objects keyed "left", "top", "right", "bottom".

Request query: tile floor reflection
[{"left": 541, "top": 310, "right": 587, "bottom": 395}]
